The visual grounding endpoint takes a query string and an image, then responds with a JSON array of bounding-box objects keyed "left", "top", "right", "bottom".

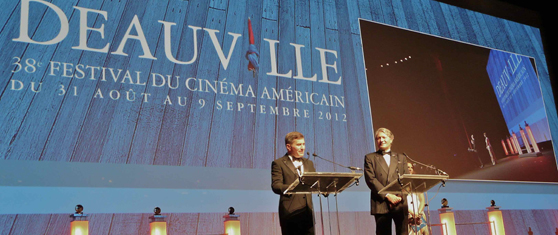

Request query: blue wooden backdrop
[
  {"left": 1, "top": 0, "right": 554, "bottom": 172},
  {"left": 0, "top": 0, "right": 378, "bottom": 173},
  {"left": 1, "top": 0, "right": 557, "bottom": 234}
]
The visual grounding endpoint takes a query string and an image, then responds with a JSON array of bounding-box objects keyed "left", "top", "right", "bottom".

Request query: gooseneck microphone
[
  {"left": 403, "top": 152, "right": 449, "bottom": 176},
  {"left": 309, "top": 152, "right": 363, "bottom": 171},
  {"left": 348, "top": 166, "right": 363, "bottom": 171}
]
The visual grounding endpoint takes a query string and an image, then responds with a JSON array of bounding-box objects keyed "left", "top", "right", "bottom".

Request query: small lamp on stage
[
  {"left": 487, "top": 200, "right": 506, "bottom": 235},
  {"left": 223, "top": 207, "right": 241, "bottom": 235},
  {"left": 70, "top": 204, "right": 88, "bottom": 235},
  {"left": 149, "top": 207, "right": 167, "bottom": 235},
  {"left": 438, "top": 198, "right": 457, "bottom": 235}
]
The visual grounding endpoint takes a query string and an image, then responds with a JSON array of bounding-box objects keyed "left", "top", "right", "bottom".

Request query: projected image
[{"left": 360, "top": 20, "right": 558, "bottom": 183}]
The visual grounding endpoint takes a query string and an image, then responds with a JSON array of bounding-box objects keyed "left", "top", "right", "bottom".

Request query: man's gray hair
[{"left": 374, "top": 127, "right": 394, "bottom": 139}]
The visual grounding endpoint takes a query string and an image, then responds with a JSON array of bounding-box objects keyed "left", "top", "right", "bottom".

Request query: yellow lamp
[
  {"left": 487, "top": 201, "right": 506, "bottom": 235},
  {"left": 71, "top": 221, "right": 88, "bottom": 235},
  {"left": 223, "top": 207, "right": 241, "bottom": 235},
  {"left": 149, "top": 207, "right": 167, "bottom": 235},
  {"left": 150, "top": 222, "right": 167, "bottom": 235},
  {"left": 438, "top": 199, "right": 457, "bottom": 235},
  {"left": 70, "top": 204, "right": 88, "bottom": 235}
]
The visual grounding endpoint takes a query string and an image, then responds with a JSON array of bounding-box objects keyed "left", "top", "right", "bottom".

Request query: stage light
[
  {"left": 441, "top": 198, "right": 449, "bottom": 208},
  {"left": 223, "top": 207, "right": 241, "bottom": 235},
  {"left": 438, "top": 199, "right": 457, "bottom": 235},
  {"left": 438, "top": 208, "right": 457, "bottom": 235},
  {"left": 149, "top": 207, "right": 167, "bottom": 235},
  {"left": 70, "top": 204, "right": 88, "bottom": 235},
  {"left": 487, "top": 201, "right": 506, "bottom": 235}
]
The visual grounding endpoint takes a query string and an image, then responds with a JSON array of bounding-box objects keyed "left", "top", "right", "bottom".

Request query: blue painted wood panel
[
  {"left": 229, "top": 0, "right": 262, "bottom": 169},
  {"left": 0, "top": 0, "right": 554, "bottom": 181},
  {"left": 4, "top": 0, "right": 94, "bottom": 161},
  {"left": 1, "top": 210, "right": 557, "bottom": 234},
  {"left": 180, "top": 7, "right": 227, "bottom": 167},
  {"left": 40, "top": 0, "right": 129, "bottom": 162},
  {"left": 293, "top": 25, "right": 316, "bottom": 157},
  {"left": 0, "top": 214, "right": 16, "bottom": 235},
  {"left": 127, "top": 0, "right": 189, "bottom": 165},
  {"left": 8, "top": 214, "right": 50, "bottom": 234}
]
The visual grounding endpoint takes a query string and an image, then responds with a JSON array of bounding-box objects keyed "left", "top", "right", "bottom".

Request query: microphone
[
  {"left": 403, "top": 152, "right": 449, "bottom": 176},
  {"left": 436, "top": 169, "right": 449, "bottom": 176},
  {"left": 312, "top": 152, "right": 363, "bottom": 172},
  {"left": 348, "top": 166, "right": 362, "bottom": 171}
]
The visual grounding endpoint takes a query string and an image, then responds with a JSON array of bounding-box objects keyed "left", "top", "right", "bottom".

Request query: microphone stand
[
  {"left": 310, "top": 152, "right": 360, "bottom": 235},
  {"left": 403, "top": 152, "right": 448, "bottom": 235},
  {"left": 310, "top": 152, "right": 363, "bottom": 172},
  {"left": 310, "top": 152, "right": 362, "bottom": 187},
  {"left": 396, "top": 167, "right": 403, "bottom": 187},
  {"left": 403, "top": 153, "right": 448, "bottom": 177}
]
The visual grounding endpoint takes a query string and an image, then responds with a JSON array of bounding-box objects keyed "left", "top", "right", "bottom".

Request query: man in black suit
[
  {"left": 364, "top": 127, "right": 409, "bottom": 235},
  {"left": 271, "top": 131, "right": 316, "bottom": 235}
]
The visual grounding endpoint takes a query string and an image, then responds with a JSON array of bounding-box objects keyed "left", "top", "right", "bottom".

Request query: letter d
[
  {"left": 11, "top": 80, "right": 24, "bottom": 90},
  {"left": 151, "top": 73, "right": 166, "bottom": 87},
  {"left": 13, "top": 0, "right": 69, "bottom": 45}
]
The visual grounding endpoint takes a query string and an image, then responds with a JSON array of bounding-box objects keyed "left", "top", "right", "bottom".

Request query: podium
[
  {"left": 285, "top": 172, "right": 362, "bottom": 235},
  {"left": 284, "top": 172, "right": 362, "bottom": 195},
  {"left": 379, "top": 174, "right": 449, "bottom": 235},
  {"left": 379, "top": 174, "right": 449, "bottom": 194}
]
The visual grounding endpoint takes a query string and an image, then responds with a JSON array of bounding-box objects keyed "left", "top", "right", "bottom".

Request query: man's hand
[{"left": 386, "top": 194, "right": 402, "bottom": 205}]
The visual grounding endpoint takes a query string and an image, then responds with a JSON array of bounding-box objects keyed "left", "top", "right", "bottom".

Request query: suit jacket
[
  {"left": 364, "top": 150, "right": 409, "bottom": 215},
  {"left": 271, "top": 154, "right": 316, "bottom": 227}
]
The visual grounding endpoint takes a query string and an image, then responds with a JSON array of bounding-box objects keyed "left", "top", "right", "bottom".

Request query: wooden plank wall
[
  {"left": 1, "top": 210, "right": 557, "bottom": 234},
  {"left": 0, "top": 0, "right": 555, "bottom": 172}
]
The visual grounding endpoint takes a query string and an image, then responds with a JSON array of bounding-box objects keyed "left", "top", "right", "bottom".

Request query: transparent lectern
[
  {"left": 379, "top": 174, "right": 449, "bottom": 235},
  {"left": 378, "top": 174, "right": 448, "bottom": 195},
  {"left": 284, "top": 172, "right": 363, "bottom": 235}
]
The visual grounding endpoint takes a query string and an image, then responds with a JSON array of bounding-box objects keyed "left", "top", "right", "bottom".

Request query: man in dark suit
[
  {"left": 271, "top": 131, "right": 316, "bottom": 235},
  {"left": 364, "top": 127, "right": 409, "bottom": 235}
]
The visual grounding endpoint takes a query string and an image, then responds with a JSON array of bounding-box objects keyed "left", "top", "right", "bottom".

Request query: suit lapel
[
  {"left": 376, "top": 153, "right": 389, "bottom": 176},
  {"left": 282, "top": 155, "right": 298, "bottom": 176},
  {"left": 387, "top": 152, "right": 398, "bottom": 179}
]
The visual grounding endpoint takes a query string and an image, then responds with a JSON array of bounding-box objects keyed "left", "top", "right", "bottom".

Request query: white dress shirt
[
  {"left": 289, "top": 155, "right": 304, "bottom": 176},
  {"left": 383, "top": 149, "right": 391, "bottom": 167}
]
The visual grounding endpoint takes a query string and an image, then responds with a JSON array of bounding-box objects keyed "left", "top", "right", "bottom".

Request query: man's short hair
[
  {"left": 285, "top": 131, "right": 304, "bottom": 145},
  {"left": 375, "top": 127, "right": 394, "bottom": 139}
]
